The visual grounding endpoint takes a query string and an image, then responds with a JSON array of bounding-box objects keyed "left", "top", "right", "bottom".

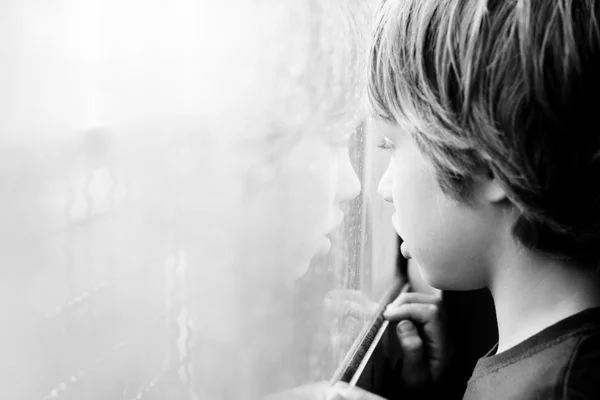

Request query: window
[{"left": 0, "top": 1, "right": 398, "bottom": 399}]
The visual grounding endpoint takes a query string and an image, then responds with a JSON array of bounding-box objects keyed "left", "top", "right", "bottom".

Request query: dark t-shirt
[{"left": 462, "top": 307, "right": 600, "bottom": 400}]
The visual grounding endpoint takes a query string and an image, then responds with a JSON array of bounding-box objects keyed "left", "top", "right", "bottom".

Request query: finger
[
  {"left": 383, "top": 302, "right": 440, "bottom": 324},
  {"left": 326, "top": 382, "right": 350, "bottom": 400},
  {"left": 384, "top": 303, "right": 446, "bottom": 361},
  {"left": 396, "top": 320, "right": 430, "bottom": 389},
  {"left": 387, "top": 292, "right": 442, "bottom": 309},
  {"left": 326, "top": 382, "right": 387, "bottom": 400}
]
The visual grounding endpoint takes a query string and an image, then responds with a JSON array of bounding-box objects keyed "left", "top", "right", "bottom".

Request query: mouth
[
  {"left": 392, "top": 214, "right": 412, "bottom": 259},
  {"left": 400, "top": 241, "right": 412, "bottom": 259}
]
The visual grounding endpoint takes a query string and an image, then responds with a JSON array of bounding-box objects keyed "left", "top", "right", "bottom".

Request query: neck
[{"left": 488, "top": 248, "right": 600, "bottom": 353}]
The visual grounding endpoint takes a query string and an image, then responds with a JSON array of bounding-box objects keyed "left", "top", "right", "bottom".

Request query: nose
[
  {"left": 378, "top": 160, "right": 394, "bottom": 203},
  {"left": 335, "top": 147, "right": 361, "bottom": 202}
]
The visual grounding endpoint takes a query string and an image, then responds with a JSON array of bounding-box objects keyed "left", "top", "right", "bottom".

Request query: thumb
[{"left": 396, "top": 320, "right": 430, "bottom": 389}]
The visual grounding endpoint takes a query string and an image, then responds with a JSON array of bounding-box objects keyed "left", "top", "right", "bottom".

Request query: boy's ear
[{"left": 480, "top": 166, "right": 508, "bottom": 204}]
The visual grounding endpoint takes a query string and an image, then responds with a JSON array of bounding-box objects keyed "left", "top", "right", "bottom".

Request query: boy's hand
[
  {"left": 325, "top": 382, "right": 386, "bottom": 400},
  {"left": 383, "top": 292, "right": 451, "bottom": 390},
  {"left": 264, "top": 382, "right": 387, "bottom": 400}
]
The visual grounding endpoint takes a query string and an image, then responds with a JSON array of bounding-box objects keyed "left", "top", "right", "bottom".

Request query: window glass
[{"left": 0, "top": 1, "right": 397, "bottom": 399}]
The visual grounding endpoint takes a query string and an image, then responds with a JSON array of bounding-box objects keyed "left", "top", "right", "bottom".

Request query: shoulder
[{"left": 563, "top": 332, "right": 600, "bottom": 400}]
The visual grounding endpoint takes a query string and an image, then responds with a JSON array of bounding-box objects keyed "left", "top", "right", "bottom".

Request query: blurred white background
[{"left": 0, "top": 1, "right": 397, "bottom": 399}]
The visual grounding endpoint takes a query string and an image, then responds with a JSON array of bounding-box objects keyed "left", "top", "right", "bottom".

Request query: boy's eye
[{"left": 377, "top": 137, "right": 395, "bottom": 151}]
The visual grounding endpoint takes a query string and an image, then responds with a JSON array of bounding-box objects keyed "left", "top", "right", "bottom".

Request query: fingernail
[{"left": 398, "top": 320, "right": 414, "bottom": 334}]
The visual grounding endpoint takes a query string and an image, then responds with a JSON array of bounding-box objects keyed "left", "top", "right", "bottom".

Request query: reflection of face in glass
[
  {"left": 238, "top": 129, "right": 361, "bottom": 283},
  {"left": 286, "top": 133, "right": 361, "bottom": 276},
  {"left": 221, "top": 126, "right": 362, "bottom": 396},
  {"left": 224, "top": 0, "right": 367, "bottom": 284},
  {"left": 189, "top": 0, "right": 371, "bottom": 396}
]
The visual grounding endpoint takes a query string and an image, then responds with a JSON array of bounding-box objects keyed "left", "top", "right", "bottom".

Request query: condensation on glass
[{"left": 0, "top": 0, "right": 398, "bottom": 399}]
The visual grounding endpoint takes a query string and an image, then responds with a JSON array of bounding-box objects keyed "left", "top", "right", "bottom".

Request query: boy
[{"left": 330, "top": 0, "right": 600, "bottom": 399}]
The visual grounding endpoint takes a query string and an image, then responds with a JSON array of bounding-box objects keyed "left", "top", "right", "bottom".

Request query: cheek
[
  {"left": 390, "top": 155, "right": 489, "bottom": 290},
  {"left": 404, "top": 190, "right": 491, "bottom": 290},
  {"left": 415, "top": 214, "right": 491, "bottom": 290},
  {"left": 390, "top": 152, "right": 436, "bottom": 236}
]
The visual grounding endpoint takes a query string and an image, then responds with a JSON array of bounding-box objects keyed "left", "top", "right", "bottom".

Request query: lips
[
  {"left": 400, "top": 241, "right": 412, "bottom": 259},
  {"left": 393, "top": 214, "right": 412, "bottom": 259}
]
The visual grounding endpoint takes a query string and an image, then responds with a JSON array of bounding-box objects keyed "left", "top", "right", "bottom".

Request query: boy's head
[{"left": 370, "top": 0, "right": 600, "bottom": 288}]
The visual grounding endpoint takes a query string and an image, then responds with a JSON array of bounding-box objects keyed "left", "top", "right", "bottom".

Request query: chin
[
  {"left": 317, "top": 235, "right": 332, "bottom": 255},
  {"left": 418, "top": 273, "right": 447, "bottom": 291},
  {"left": 290, "top": 260, "right": 311, "bottom": 281},
  {"left": 420, "top": 268, "right": 486, "bottom": 291},
  {"left": 413, "top": 260, "right": 456, "bottom": 291},
  {"left": 412, "top": 246, "right": 489, "bottom": 291},
  {"left": 287, "top": 238, "right": 331, "bottom": 281}
]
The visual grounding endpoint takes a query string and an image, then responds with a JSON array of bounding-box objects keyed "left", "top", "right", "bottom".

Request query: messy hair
[{"left": 368, "top": 0, "right": 600, "bottom": 267}]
